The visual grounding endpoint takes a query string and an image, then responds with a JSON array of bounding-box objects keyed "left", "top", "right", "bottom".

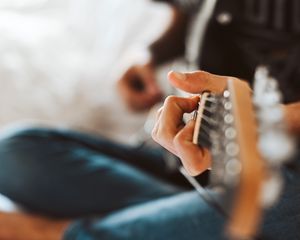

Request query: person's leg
[
  {"left": 0, "top": 128, "right": 181, "bottom": 218},
  {"left": 64, "top": 191, "right": 226, "bottom": 240},
  {"left": 259, "top": 159, "right": 300, "bottom": 240},
  {"left": 63, "top": 152, "right": 300, "bottom": 240}
]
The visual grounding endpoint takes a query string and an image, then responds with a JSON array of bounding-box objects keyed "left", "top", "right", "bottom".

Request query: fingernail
[{"left": 172, "top": 71, "right": 186, "bottom": 81}]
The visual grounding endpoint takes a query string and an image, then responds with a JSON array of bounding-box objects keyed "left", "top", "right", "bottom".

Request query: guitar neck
[
  {"left": 192, "top": 78, "right": 265, "bottom": 239},
  {"left": 226, "top": 78, "right": 265, "bottom": 238}
]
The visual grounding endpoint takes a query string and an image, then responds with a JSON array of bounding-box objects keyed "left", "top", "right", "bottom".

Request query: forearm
[
  {"left": 284, "top": 102, "right": 300, "bottom": 136},
  {"left": 149, "top": 6, "right": 190, "bottom": 66}
]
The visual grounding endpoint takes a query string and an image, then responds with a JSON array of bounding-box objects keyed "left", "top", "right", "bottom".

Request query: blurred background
[
  {"left": 0, "top": 0, "right": 170, "bottom": 144},
  {"left": 0, "top": 0, "right": 171, "bottom": 211}
]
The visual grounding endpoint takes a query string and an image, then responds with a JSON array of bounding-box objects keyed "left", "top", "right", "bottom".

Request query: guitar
[{"left": 191, "top": 66, "right": 295, "bottom": 239}]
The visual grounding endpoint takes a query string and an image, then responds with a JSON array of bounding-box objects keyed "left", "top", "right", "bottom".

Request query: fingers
[
  {"left": 174, "top": 120, "right": 211, "bottom": 176},
  {"left": 152, "top": 95, "right": 199, "bottom": 156},
  {"left": 160, "top": 95, "right": 199, "bottom": 135},
  {"left": 152, "top": 103, "right": 211, "bottom": 176},
  {"left": 152, "top": 95, "right": 211, "bottom": 176},
  {"left": 154, "top": 106, "right": 164, "bottom": 122},
  {"left": 152, "top": 70, "right": 246, "bottom": 176},
  {"left": 168, "top": 70, "right": 229, "bottom": 94}
]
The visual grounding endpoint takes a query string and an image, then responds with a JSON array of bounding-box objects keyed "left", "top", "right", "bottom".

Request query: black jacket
[{"left": 155, "top": 0, "right": 300, "bottom": 103}]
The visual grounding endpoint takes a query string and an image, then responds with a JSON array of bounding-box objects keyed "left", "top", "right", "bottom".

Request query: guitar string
[
  {"left": 205, "top": 97, "right": 218, "bottom": 103},
  {"left": 195, "top": 106, "right": 220, "bottom": 144},
  {"left": 185, "top": 97, "right": 230, "bottom": 227},
  {"left": 201, "top": 114, "right": 218, "bottom": 126},
  {"left": 198, "top": 122, "right": 212, "bottom": 136},
  {"left": 202, "top": 106, "right": 217, "bottom": 114}
]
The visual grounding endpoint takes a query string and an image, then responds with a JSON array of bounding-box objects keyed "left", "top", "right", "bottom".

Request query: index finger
[{"left": 160, "top": 95, "right": 199, "bottom": 137}]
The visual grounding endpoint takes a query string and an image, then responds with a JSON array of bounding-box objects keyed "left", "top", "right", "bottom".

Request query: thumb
[{"left": 168, "top": 70, "right": 229, "bottom": 94}]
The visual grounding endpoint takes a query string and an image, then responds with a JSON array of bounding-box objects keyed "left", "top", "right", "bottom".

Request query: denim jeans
[{"left": 0, "top": 128, "right": 299, "bottom": 240}]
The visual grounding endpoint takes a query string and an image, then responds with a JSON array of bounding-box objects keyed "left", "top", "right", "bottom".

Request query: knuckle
[
  {"left": 164, "top": 95, "right": 179, "bottom": 106},
  {"left": 151, "top": 128, "right": 158, "bottom": 142},
  {"left": 157, "top": 106, "right": 164, "bottom": 114},
  {"left": 186, "top": 166, "right": 201, "bottom": 177},
  {"left": 155, "top": 109, "right": 163, "bottom": 121},
  {"left": 156, "top": 129, "right": 173, "bottom": 146},
  {"left": 173, "top": 129, "right": 187, "bottom": 148},
  {"left": 173, "top": 133, "right": 183, "bottom": 148},
  {"left": 152, "top": 127, "right": 164, "bottom": 144}
]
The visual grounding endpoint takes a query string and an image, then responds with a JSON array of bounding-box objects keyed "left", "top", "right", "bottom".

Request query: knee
[
  {"left": 0, "top": 128, "right": 61, "bottom": 198},
  {"left": 0, "top": 127, "right": 54, "bottom": 165},
  {"left": 0, "top": 127, "right": 52, "bottom": 148}
]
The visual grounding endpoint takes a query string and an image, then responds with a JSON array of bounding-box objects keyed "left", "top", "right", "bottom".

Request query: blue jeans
[{"left": 0, "top": 128, "right": 299, "bottom": 240}]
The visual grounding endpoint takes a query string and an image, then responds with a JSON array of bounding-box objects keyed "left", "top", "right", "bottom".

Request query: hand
[
  {"left": 152, "top": 71, "right": 229, "bottom": 176},
  {"left": 117, "top": 62, "right": 163, "bottom": 112}
]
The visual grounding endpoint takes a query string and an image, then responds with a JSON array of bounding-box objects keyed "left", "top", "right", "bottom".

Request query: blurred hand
[
  {"left": 152, "top": 70, "right": 230, "bottom": 176},
  {"left": 117, "top": 62, "right": 163, "bottom": 112}
]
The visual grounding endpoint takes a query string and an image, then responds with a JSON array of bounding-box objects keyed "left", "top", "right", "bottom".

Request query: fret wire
[
  {"left": 203, "top": 106, "right": 216, "bottom": 114},
  {"left": 201, "top": 114, "right": 218, "bottom": 126},
  {"left": 194, "top": 94, "right": 220, "bottom": 145},
  {"left": 199, "top": 118, "right": 214, "bottom": 132},
  {"left": 205, "top": 97, "right": 217, "bottom": 103}
]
